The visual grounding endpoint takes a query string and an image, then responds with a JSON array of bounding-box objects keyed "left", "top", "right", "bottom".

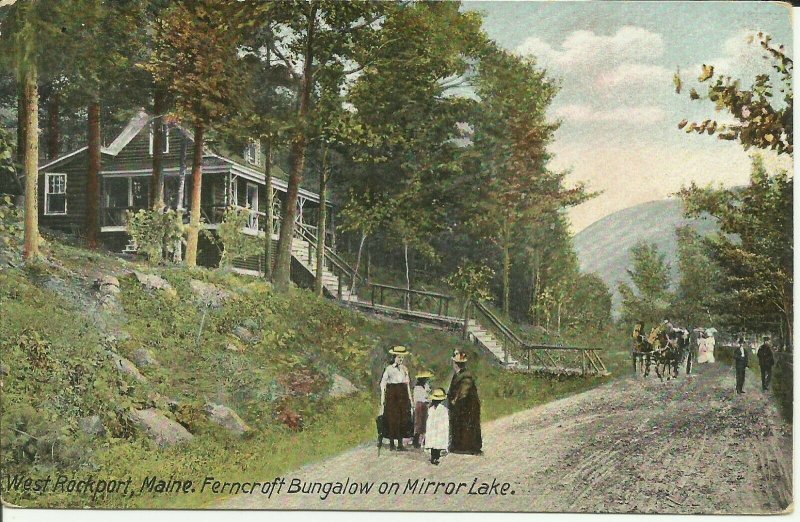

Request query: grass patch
[{"left": 0, "top": 233, "right": 629, "bottom": 508}]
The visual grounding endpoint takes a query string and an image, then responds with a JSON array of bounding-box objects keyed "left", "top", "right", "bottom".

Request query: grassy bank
[{"left": 0, "top": 233, "right": 627, "bottom": 509}]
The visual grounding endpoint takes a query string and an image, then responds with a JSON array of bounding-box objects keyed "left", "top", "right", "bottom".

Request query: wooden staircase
[
  {"left": 291, "top": 228, "right": 359, "bottom": 303},
  {"left": 466, "top": 319, "right": 521, "bottom": 368}
]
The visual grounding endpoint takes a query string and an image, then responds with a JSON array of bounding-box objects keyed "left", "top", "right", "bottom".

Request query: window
[
  {"left": 45, "top": 173, "right": 67, "bottom": 215},
  {"left": 148, "top": 123, "right": 170, "bottom": 155},
  {"left": 131, "top": 177, "right": 150, "bottom": 208},
  {"left": 246, "top": 183, "right": 259, "bottom": 229},
  {"left": 244, "top": 140, "right": 262, "bottom": 167}
]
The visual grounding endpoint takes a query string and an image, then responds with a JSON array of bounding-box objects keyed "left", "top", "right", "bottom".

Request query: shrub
[
  {"left": 125, "top": 208, "right": 185, "bottom": 263},
  {"left": 0, "top": 194, "right": 23, "bottom": 247},
  {"left": 211, "top": 206, "right": 262, "bottom": 268}
]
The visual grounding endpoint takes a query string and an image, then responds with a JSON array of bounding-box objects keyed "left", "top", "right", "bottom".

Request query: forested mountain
[{"left": 573, "top": 198, "right": 719, "bottom": 313}]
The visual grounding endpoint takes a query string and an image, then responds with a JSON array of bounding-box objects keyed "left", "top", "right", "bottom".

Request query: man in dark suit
[
  {"left": 732, "top": 336, "right": 748, "bottom": 394},
  {"left": 757, "top": 336, "right": 775, "bottom": 391}
]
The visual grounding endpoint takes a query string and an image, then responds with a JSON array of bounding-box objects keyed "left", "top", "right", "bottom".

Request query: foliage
[
  {"left": 143, "top": 0, "right": 249, "bottom": 129},
  {"left": 0, "top": 194, "right": 22, "bottom": 247},
  {"left": 676, "top": 33, "right": 792, "bottom": 156},
  {"left": 212, "top": 206, "right": 262, "bottom": 268},
  {"left": 466, "top": 44, "right": 593, "bottom": 315},
  {"left": 125, "top": 208, "right": 184, "bottom": 263},
  {"left": 670, "top": 226, "right": 724, "bottom": 327},
  {"left": 560, "top": 273, "right": 613, "bottom": 332},
  {"left": 445, "top": 262, "right": 494, "bottom": 303},
  {"left": 678, "top": 155, "right": 792, "bottom": 344},
  {"left": 0, "top": 127, "right": 17, "bottom": 193},
  {"left": 618, "top": 241, "right": 674, "bottom": 327}
]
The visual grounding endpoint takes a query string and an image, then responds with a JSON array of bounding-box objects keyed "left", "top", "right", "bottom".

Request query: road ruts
[{"left": 219, "top": 363, "right": 792, "bottom": 513}]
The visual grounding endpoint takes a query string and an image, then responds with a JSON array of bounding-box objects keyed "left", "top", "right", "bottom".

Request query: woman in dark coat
[
  {"left": 380, "top": 345, "right": 413, "bottom": 451},
  {"left": 448, "top": 350, "right": 482, "bottom": 454}
]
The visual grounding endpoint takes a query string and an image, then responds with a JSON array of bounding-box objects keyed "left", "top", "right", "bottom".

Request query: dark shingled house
[{"left": 37, "top": 110, "right": 333, "bottom": 274}]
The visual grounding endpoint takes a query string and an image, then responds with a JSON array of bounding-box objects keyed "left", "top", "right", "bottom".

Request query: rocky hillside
[
  {"left": 573, "top": 198, "right": 718, "bottom": 313},
  {"left": 0, "top": 227, "right": 621, "bottom": 509}
]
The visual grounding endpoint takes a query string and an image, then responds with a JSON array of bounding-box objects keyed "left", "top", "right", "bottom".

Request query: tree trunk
[
  {"left": 366, "top": 247, "right": 370, "bottom": 283},
  {"left": 263, "top": 136, "right": 274, "bottom": 281},
  {"left": 502, "top": 242, "right": 511, "bottom": 317},
  {"left": 173, "top": 135, "right": 188, "bottom": 262},
  {"left": 461, "top": 300, "right": 471, "bottom": 340},
  {"left": 22, "top": 66, "right": 39, "bottom": 262},
  {"left": 16, "top": 82, "right": 27, "bottom": 165},
  {"left": 86, "top": 102, "right": 101, "bottom": 249},
  {"left": 150, "top": 83, "right": 166, "bottom": 209},
  {"left": 272, "top": 3, "right": 317, "bottom": 291},
  {"left": 185, "top": 124, "right": 204, "bottom": 267},
  {"left": 403, "top": 240, "right": 411, "bottom": 310},
  {"left": 352, "top": 231, "right": 367, "bottom": 294},
  {"left": 46, "top": 90, "right": 59, "bottom": 160},
  {"left": 315, "top": 150, "right": 328, "bottom": 297},
  {"left": 177, "top": 136, "right": 187, "bottom": 211}
]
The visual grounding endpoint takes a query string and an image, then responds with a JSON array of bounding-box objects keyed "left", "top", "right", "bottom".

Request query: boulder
[
  {"left": 127, "top": 408, "right": 193, "bottom": 447},
  {"left": 132, "top": 271, "right": 172, "bottom": 292},
  {"left": 132, "top": 348, "right": 159, "bottom": 367},
  {"left": 189, "top": 280, "right": 229, "bottom": 308},
  {"left": 232, "top": 325, "right": 256, "bottom": 344},
  {"left": 0, "top": 363, "right": 8, "bottom": 376},
  {"left": 203, "top": 403, "right": 250, "bottom": 435},
  {"left": 78, "top": 415, "right": 106, "bottom": 437},
  {"left": 328, "top": 374, "right": 359, "bottom": 399},
  {"left": 108, "top": 352, "right": 147, "bottom": 383},
  {"left": 95, "top": 275, "right": 121, "bottom": 294}
]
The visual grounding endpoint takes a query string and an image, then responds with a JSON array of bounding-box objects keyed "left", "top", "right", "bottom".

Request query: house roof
[{"left": 37, "top": 112, "right": 330, "bottom": 204}]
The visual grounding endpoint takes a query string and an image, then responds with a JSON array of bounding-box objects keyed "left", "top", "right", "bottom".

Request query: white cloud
[
  {"left": 595, "top": 63, "right": 671, "bottom": 88},
  {"left": 691, "top": 29, "right": 791, "bottom": 79},
  {"left": 552, "top": 142, "right": 792, "bottom": 233},
  {"left": 516, "top": 26, "right": 665, "bottom": 71},
  {"left": 553, "top": 104, "right": 666, "bottom": 124}
]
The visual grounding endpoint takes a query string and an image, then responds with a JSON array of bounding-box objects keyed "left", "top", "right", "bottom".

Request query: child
[
  {"left": 412, "top": 371, "right": 433, "bottom": 448},
  {"left": 425, "top": 388, "right": 449, "bottom": 465}
]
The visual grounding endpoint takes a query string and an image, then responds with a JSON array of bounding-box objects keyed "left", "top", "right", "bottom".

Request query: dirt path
[{"left": 220, "top": 363, "right": 792, "bottom": 513}]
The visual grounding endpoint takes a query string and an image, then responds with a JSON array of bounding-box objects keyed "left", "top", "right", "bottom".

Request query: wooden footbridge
[{"left": 291, "top": 225, "right": 609, "bottom": 377}]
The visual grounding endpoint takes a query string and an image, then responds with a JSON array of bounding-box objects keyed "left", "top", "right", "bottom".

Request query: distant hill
[{"left": 573, "top": 198, "right": 719, "bottom": 314}]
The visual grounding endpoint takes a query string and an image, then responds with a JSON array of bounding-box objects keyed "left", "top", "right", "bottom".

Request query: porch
[{"left": 98, "top": 169, "right": 332, "bottom": 244}]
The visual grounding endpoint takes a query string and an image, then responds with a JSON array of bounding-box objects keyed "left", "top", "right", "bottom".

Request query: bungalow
[{"left": 37, "top": 110, "right": 334, "bottom": 273}]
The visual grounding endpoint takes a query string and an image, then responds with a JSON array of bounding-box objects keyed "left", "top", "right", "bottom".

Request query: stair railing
[
  {"left": 294, "top": 223, "right": 363, "bottom": 300},
  {"left": 471, "top": 300, "right": 533, "bottom": 366},
  {"left": 470, "top": 301, "right": 607, "bottom": 374}
]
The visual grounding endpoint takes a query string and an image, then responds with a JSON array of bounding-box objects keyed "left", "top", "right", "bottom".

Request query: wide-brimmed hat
[
  {"left": 452, "top": 350, "right": 468, "bottom": 363},
  {"left": 429, "top": 388, "right": 446, "bottom": 401},
  {"left": 416, "top": 370, "right": 433, "bottom": 379},
  {"left": 389, "top": 345, "right": 410, "bottom": 356}
]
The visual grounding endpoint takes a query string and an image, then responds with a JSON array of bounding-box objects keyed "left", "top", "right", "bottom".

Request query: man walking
[
  {"left": 757, "top": 336, "right": 775, "bottom": 391},
  {"left": 733, "top": 336, "right": 748, "bottom": 394}
]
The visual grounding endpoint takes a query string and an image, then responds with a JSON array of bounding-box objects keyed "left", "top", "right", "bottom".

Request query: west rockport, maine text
[{"left": 4, "top": 474, "right": 516, "bottom": 501}]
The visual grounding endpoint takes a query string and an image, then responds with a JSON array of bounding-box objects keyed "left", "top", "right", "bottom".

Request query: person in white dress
[
  {"left": 705, "top": 330, "right": 716, "bottom": 363},
  {"left": 697, "top": 332, "right": 709, "bottom": 363},
  {"left": 425, "top": 388, "right": 449, "bottom": 465}
]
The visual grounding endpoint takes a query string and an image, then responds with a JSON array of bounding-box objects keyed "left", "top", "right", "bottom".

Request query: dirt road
[{"left": 220, "top": 363, "right": 792, "bottom": 513}]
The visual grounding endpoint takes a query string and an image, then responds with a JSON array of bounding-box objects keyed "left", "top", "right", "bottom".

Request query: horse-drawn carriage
[{"left": 631, "top": 323, "right": 691, "bottom": 381}]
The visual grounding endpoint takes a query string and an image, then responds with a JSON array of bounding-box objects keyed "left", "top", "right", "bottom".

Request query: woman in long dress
[
  {"left": 705, "top": 331, "right": 716, "bottom": 363},
  {"left": 380, "top": 345, "right": 413, "bottom": 451},
  {"left": 697, "top": 332, "right": 709, "bottom": 363}
]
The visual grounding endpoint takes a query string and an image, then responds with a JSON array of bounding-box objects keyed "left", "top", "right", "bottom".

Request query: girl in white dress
[{"left": 425, "top": 388, "right": 449, "bottom": 465}]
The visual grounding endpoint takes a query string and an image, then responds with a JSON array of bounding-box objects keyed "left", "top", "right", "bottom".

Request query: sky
[{"left": 463, "top": 1, "right": 793, "bottom": 232}]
